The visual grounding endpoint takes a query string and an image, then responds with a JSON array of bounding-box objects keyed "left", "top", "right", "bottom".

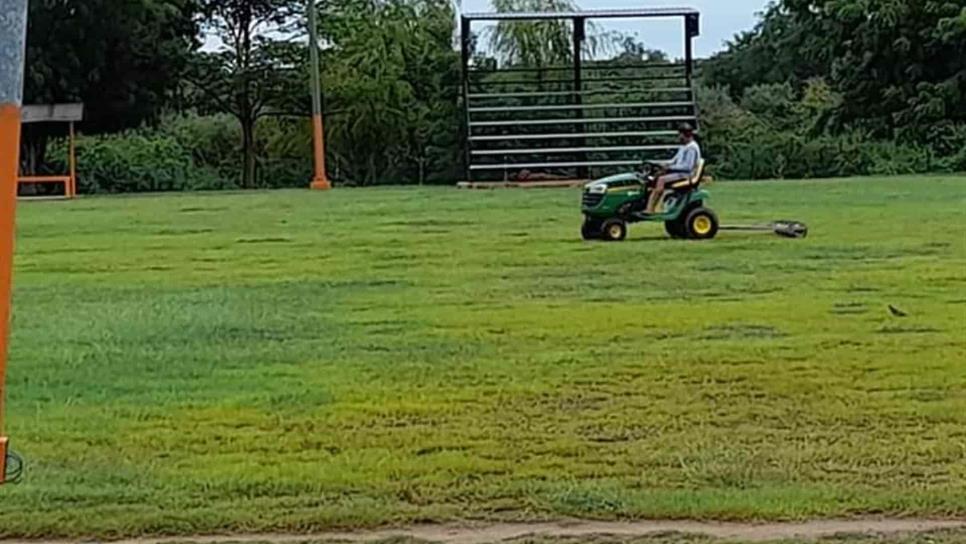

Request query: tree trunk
[
  {"left": 20, "top": 128, "right": 48, "bottom": 175},
  {"left": 367, "top": 154, "right": 376, "bottom": 186},
  {"left": 241, "top": 118, "right": 256, "bottom": 188}
]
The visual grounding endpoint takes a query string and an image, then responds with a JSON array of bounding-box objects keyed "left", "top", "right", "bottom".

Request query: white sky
[
  {"left": 205, "top": 1, "right": 769, "bottom": 58},
  {"left": 459, "top": 0, "right": 770, "bottom": 58}
]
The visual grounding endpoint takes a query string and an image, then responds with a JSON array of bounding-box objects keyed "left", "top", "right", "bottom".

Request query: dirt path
[{"left": 5, "top": 519, "right": 965, "bottom": 544}]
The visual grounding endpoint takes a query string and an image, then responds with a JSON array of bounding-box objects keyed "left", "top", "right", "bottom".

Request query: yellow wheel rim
[
  {"left": 609, "top": 224, "right": 623, "bottom": 238},
  {"left": 693, "top": 215, "right": 712, "bottom": 235}
]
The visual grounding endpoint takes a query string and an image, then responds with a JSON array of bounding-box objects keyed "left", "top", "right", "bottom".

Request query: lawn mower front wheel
[
  {"left": 581, "top": 217, "right": 603, "bottom": 240},
  {"left": 600, "top": 219, "right": 628, "bottom": 242}
]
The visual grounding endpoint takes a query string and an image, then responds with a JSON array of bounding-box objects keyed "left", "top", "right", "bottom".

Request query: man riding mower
[{"left": 581, "top": 124, "right": 719, "bottom": 241}]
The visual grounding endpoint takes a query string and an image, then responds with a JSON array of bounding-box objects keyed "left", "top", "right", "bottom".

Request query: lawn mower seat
[{"left": 670, "top": 159, "right": 706, "bottom": 191}]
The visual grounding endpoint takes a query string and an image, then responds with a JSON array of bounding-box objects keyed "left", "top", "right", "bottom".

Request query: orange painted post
[
  {"left": 0, "top": 0, "right": 30, "bottom": 483},
  {"left": 68, "top": 121, "right": 77, "bottom": 198},
  {"left": 310, "top": 114, "right": 329, "bottom": 190},
  {"left": 307, "top": 0, "right": 330, "bottom": 190}
]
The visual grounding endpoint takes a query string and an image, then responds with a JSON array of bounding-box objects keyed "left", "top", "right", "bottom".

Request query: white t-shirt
[{"left": 667, "top": 140, "right": 701, "bottom": 174}]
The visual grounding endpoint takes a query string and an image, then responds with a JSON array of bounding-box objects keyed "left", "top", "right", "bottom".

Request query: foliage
[
  {"left": 20, "top": 0, "right": 198, "bottom": 174},
  {"left": 740, "top": 83, "right": 799, "bottom": 131},
  {"left": 3, "top": 179, "right": 966, "bottom": 535},
  {"left": 320, "top": 0, "right": 461, "bottom": 185},
  {"left": 254, "top": 116, "right": 314, "bottom": 187},
  {"left": 487, "top": 0, "right": 578, "bottom": 67},
  {"left": 607, "top": 35, "right": 670, "bottom": 65},
  {"left": 700, "top": 4, "right": 827, "bottom": 99},
  {"left": 933, "top": 123, "right": 966, "bottom": 172},
  {"left": 23, "top": 0, "right": 198, "bottom": 133},
  {"left": 808, "top": 0, "right": 966, "bottom": 137},
  {"left": 716, "top": 134, "right": 939, "bottom": 180},
  {"left": 704, "top": 0, "right": 966, "bottom": 146},
  {"left": 20, "top": 0, "right": 966, "bottom": 188},
  {"left": 160, "top": 113, "right": 243, "bottom": 183},
  {"left": 797, "top": 77, "right": 843, "bottom": 135},
  {"left": 484, "top": 0, "right": 613, "bottom": 69},
  {"left": 698, "top": 85, "right": 943, "bottom": 180},
  {"left": 188, "top": 0, "right": 305, "bottom": 187},
  {"left": 47, "top": 114, "right": 318, "bottom": 191},
  {"left": 46, "top": 130, "right": 226, "bottom": 193}
]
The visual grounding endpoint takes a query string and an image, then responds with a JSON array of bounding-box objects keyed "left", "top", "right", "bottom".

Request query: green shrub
[
  {"left": 704, "top": 131, "right": 938, "bottom": 181},
  {"left": 862, "top": 142, "right": 937, "bottom": 176},
  {"left": 47, "top": 131, "right": 225, "bottom": 193},
  {"left": 697, "top": 84, "right": 949, "bottom": 180},
  {"left": 42, "top": 93, "right": 964, "bottom": 191},
  {"left": 256, "top": 117, "right": 313, "bottom": 188},
  {"left": 741, "top": 83, "right": 799, "bottom": 130},
  {"left": 161, "top": 114, "right": 316, "bottom": 188},
  {"left": 159, "top": 114, "right": 242, "bottom": 185}
]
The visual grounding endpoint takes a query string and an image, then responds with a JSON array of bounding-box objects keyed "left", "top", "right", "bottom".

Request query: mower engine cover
[{"left": 581, "top": 173, "right": 647, "bottom": 218}]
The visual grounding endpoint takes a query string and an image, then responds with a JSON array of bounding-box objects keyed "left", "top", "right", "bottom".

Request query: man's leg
[{"left": 646, "top": 177, "right": 667, "bottom": 213}]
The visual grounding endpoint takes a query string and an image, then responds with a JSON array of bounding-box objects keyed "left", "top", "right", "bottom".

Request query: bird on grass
[{"left": 888, "top": 305, "right": 908, "bottom": 317}]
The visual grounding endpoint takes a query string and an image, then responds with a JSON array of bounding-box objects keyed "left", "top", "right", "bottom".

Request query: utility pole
[
  {"left": 307, "top": 0, "right": 331, "bottom": 190},
  {"left": 0, "top": 0, "right": 29, "bottom": 484}
]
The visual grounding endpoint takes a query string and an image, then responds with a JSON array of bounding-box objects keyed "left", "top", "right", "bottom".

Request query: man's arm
[{"left": 668, "top": 147, "right": 697, "bottom": 173}]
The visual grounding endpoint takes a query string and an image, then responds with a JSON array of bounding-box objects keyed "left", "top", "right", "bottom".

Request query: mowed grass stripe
[{"left": 0, "top": 176, "right": 964, "bottom": 537}]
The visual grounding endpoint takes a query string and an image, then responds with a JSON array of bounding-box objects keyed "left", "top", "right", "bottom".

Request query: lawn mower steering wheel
[{"left": 639, "top": 161, "right": 663, "bottom": 177}]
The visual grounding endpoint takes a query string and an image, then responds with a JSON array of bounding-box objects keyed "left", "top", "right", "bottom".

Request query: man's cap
[{"left": 678, "top": 122, "right": 695, "bottom": 135}]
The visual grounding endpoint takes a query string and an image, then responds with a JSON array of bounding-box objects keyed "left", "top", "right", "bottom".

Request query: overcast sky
[
  {"left": 460, "top": 0, "right": 770, "bottom": 58},
  {"left": 207, "top": 1, "right": 769, "bottom": 57}
]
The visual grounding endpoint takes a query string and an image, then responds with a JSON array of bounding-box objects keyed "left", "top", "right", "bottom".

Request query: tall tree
[
  {"left": 704, "top": 0, "right": 966, "bottom": 142},
  {"left": 190, "top": 0, "right": 303, "bottom": 187},
  {"left": 608, "top": 35, "right": 670, "bottom": 66},
  {"left": 22, "top": 0, "right": 198, "bottom": 172},
  {"left": 484, "top": 0, "right": 612, "bottom": 70},
  {"left": 320, "top": 0, "right": 460, "bottom": 184},
  {"left": 701, "top": 3, "right": 828, "bottom": 98},
  {"left": 487, "top": 0, "right": 578, "bottom": 68},
  {"left": 796, "top": 0, "right": 965, "bottom": 138}
]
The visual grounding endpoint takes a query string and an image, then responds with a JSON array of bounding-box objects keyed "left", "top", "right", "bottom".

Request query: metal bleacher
[{"left": 460, "top": 8, "right": 701, "bottom": 183}]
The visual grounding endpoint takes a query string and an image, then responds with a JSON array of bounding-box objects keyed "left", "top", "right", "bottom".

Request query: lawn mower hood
[{"left": 584, "top": 172, "right": 644, "bottom": 194}]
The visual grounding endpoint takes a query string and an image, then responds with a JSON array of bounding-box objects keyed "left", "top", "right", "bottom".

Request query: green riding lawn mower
[{"left": 580, "top": 161, "right": 808, "bottom": 242}]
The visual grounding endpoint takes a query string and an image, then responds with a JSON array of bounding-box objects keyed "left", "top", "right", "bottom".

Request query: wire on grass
[{"left": 4, "top": 450, "right": 24, "bottom": 483}]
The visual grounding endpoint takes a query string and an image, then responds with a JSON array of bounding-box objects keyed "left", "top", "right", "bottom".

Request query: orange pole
[
  {"left": 307, "top": 0, "right": 330, "bottom": 190},
  {"left": 68, "top": 121, "right": 77, "bottom": 198},
  {"left": 0, "top": 105, "right": 17, "bottom": 482},
  {"left": 310, "top": 113, "right": 330, "bottom": 190},
  {"left": 0, "top": 0, "right": 29, "bottom": 484}
]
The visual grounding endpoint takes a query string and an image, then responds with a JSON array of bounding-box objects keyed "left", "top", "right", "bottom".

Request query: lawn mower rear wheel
[{"left": 684, "top": 207, "right": 719, "bottom": 240}]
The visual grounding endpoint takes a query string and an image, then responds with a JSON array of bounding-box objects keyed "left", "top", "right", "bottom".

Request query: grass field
[
  {"left": 381, "top": 532, "right": 966, "bottom": 544},
  {"left": 0, "top": 176, "right": 964, "bottom": 538}
]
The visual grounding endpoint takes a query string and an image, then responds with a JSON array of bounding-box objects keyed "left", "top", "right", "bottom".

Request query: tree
[
  {"left": 22, "top": 0, "right": 198, "bottom": 173},
  {"left": 485, "top": 0, "right": 612, "bottom": 69},
  {"left": 189, "top": 0, "right": 304, "bottom": 187},
  {"left": 797, "top": 0, "right": 966, "bottom": 138},
  {"left": 701, "top": 3, "right": 828, "bottom": 98},
  {"left": 703, "top": 0, "right": 966, "bottom": 144},
  {"left": 320, "top": 0, "right": 460, "bottom": 184},
  {"left": 608, "top": 35, "right": 670, "bottom": 66},
  {"left": 487, "top": 0, "right": 578, "bottom": 68}
]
